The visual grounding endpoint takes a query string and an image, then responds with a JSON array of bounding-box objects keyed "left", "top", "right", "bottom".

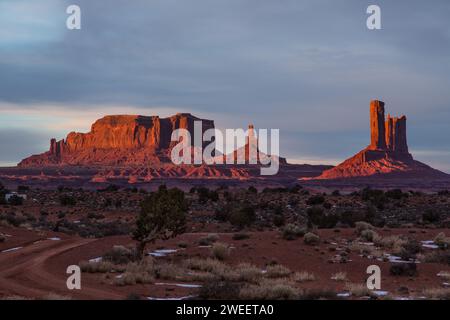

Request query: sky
[{"left": 0, "top": 0, "right": 449, "bottom": 172}]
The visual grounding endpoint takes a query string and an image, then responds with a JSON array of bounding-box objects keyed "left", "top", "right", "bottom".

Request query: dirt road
[{"left": 0, "top": 237, "right": 124, "bottom": 299}]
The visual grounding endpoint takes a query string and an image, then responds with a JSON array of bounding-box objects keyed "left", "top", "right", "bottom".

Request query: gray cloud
[{"left": 0, "top": 0, "right": 449, "bottom": 171}]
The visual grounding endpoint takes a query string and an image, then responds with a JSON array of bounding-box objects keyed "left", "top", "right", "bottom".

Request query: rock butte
[
  {"left": 19, "top": 113, "right": 215, "bottom": 167},
  {"left": 315, "top": 100, "right": 448, "bottom": 180},
  {"left": 18, "top": 114, "right": 289, "bottom": 180}
]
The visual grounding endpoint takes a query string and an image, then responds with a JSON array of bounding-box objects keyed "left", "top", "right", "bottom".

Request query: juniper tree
[{"left": 133, "top": 185, "right": 187, "bottom": 260}]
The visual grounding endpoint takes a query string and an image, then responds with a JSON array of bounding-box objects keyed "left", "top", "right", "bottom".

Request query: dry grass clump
[
  {"left": 292, "top": 271, "right": 316, "bottom": 283},
  {"left": 235, "top": 263, "right": 263, "bottom": 283},
  {"left": 265, "top": 264, "right": 291, "bottom": 278},
  {"left": 154, "top": 262, "right": 184, "bottom": 280},
  {"left": 1, "top": 295, "right": 34, "bottom": 300},
  {"left": 79, "top": 260, "right": 115, "bottom": 273},
  {"left": 198, "top": 233, "right": 219, "bottom": 246},
  {"left": 360, "top": 229, "right": 379, "bottom": 242},
  {"left": 345, "top": 283, "right": 372, "bottom": 297},
  {"left": 211, "top": 242, "right": 230, "bottom": 260},
  {"left": 434, "top": 232, "right": 450, "bottom": 249},
  {"left": 103, "top": 245, "right": 135, "bottom": 264},
  {"left": 374, "top": 235, "right": 407, "bottom": 252},
  {"left": 331, "top": 272, "right": 348, "bottom": 282},
  {"left": 240, "top": 278, "right": 299, "bottom": 300},
  {"left": 185, "top": 257, "right": 227, "bottom": 273},
  {"left": 421, "top": 250, "right": 450, "bottom": 265},
  {"left": 114, "top": 259, "right": 155, "bottom": 286},
  {"left": 42, "top": 293, "right": 72, "bottom": 300},
  {"left": 350, "top": 242, "right": 380, "bottom": 257},
  {"left": 437, "top": 271, "right": 450, "bottom": 281},
  {"left": 422, "top": 288, "right": 450, "bottom": 300}
]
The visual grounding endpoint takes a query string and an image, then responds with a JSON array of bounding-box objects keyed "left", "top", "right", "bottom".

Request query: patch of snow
[
  {"left": 147, "top": 295, "right": 196, "bottom": 301},
  {"left": 421, "top": 240, "right": 439, "bottom": 249},
  {"left": 359, "top": 242, "right": 375, "bottom": 246},
  {"left": 155, "top": 282, "right": 202, "bottom": 288},
  {"left": 89, "top": 257, "right": 103, "bottom": 263},
  {"left": 149, "top": 249, "right": 178, "bottom": 257},
  {"left": 337, "top": 292, "right": 351, "bottom": 298},
  {"left": 372, "top": 290, "right": 389, "bottom": 297},
  {"left": 1, "top": 247, "right": 23, "bottom": 253},
  {"left": 47, "top": 237, "right": 61, "bottom": 241}
]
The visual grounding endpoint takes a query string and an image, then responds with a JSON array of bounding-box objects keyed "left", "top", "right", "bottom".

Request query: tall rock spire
[{"left": 369, "top": 100, "right": 387, "bottom": 150}]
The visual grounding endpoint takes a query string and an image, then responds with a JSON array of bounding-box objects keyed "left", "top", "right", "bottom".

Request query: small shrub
[
  {"left": 79, "top": 260, "right": 114, "bottom": 273},
  {"left": 185, "top": 258, "right": 227, "bottom": 274},
  {"left": 42, "top": 293, "right": 72, "bottom": 300},
  {"left": 114, "top": 260, "right": 154, "bottom": 286},
  {"left": 293, "top": 271, "right": 316, "bottom": 283},
  {"left": 211, "top": 242, "right": 230, "bottom": 261},
  {"left": 126, "top": 293, "right": 142, "bottom": 300},
  {"left": 240, "top": 279, "right": 299, "bottom": 300},
  {"left": 7, "top": 195, "right": 24, "bottom": 206},
  {"left": 232, "top": 233, "right": 250, "bottom": 241},
  {"left": 272, "top": 215, "right": 285, "bottom": 227},
  {"left": 198, "top": 233, "right": 219, "bottom": 246},
  {"left": 345, "top": 283, "right": 371, "bottom": 297},
  {"left": 59, "top": 195, "right": 76, "bottom": 206},
  {"left": 434, "top": 232, "right": 450, "bottom": 249},
  {"left": 154, "top": 262, "right": 183, "bottom": 280},
  {"left": 103, "top": 245, "right": 135, "bottom": 265},
  {"left": 236, "top": 263, "right": 262, "bottom": 283},
  {"left": 422, "top": 288, "right": 450, "bottom": 300},
  {"left": 360, "top": 229, "right": 379, "bottom": 242},
  {"left": 177, "top": 241, "right": 189, "bottom": 248},
  {"left": 229, "top": 205, "right": 256, "bottom": 228},
  {"left": 423, "top": 250, "right": 450, "bottom": 265},
  {"left": 423, "top": 210, "right": 441, "bottom": 223},
  {"left": 200, "top": 281, "right": 241, "bottom": 299},
  {"left": 331, "top": 272, "right": 347, "bottom": 282},
  {"left": 355, "top": 221, "right": 374, "bottom": 234},
  {"left": 0, "top": 233, "right": 6, "bottom": 243},
  {"left": 281, "top": 224, "right": 306, "bottom": 240},
  {"left": 306, "top": 195, "right": 325, "bottom": 206},
  {"left": 389, "top": 263, "right": 417, "bottom": 276},
  {"left": 304, "top": 232, "right": 320, "bottom": 245}
]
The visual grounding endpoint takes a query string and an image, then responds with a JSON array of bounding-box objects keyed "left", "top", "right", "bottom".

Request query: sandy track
[{"left": 0, "top": 238, "right": 124, "bottom": 299}]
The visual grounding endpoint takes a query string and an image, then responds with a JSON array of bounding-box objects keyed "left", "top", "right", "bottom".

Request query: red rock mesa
[{"left": 19, "top": 113, "right": 214, "bottom": 167}]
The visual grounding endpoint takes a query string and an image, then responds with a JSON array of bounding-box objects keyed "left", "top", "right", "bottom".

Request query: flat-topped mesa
[
  {"left": 19, "top": 113, "right": 215, "bottom": 167},
  {"left": 64, "top": 113, "right": 214, "bottom": 152}
]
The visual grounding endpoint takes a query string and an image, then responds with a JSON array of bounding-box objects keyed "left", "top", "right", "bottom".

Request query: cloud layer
[{"left": 0, "top": 0, "right": 449, "bottom": 171}]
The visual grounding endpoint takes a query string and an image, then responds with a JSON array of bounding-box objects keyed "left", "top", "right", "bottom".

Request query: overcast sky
[{"left": 0, "top": 0, "right": 449, "bottom": 171}]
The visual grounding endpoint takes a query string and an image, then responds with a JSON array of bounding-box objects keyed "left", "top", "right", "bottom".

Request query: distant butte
[
  {"left": 314, "top": 100, "right": 448, "bottom": 180},
  {"left": 19, "top": 113, "right": 215, "bottom": 167}
]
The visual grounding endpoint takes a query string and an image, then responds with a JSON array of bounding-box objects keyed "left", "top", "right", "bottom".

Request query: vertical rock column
[
  {"left": 385, "top": 114, "right": 394, "bottom": 150},
  {"left": 369, "top": 100, "right": 387, "bottom": 150},
  {"left": 393, "top": 116, "right": 408, "bottom": 153}
]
